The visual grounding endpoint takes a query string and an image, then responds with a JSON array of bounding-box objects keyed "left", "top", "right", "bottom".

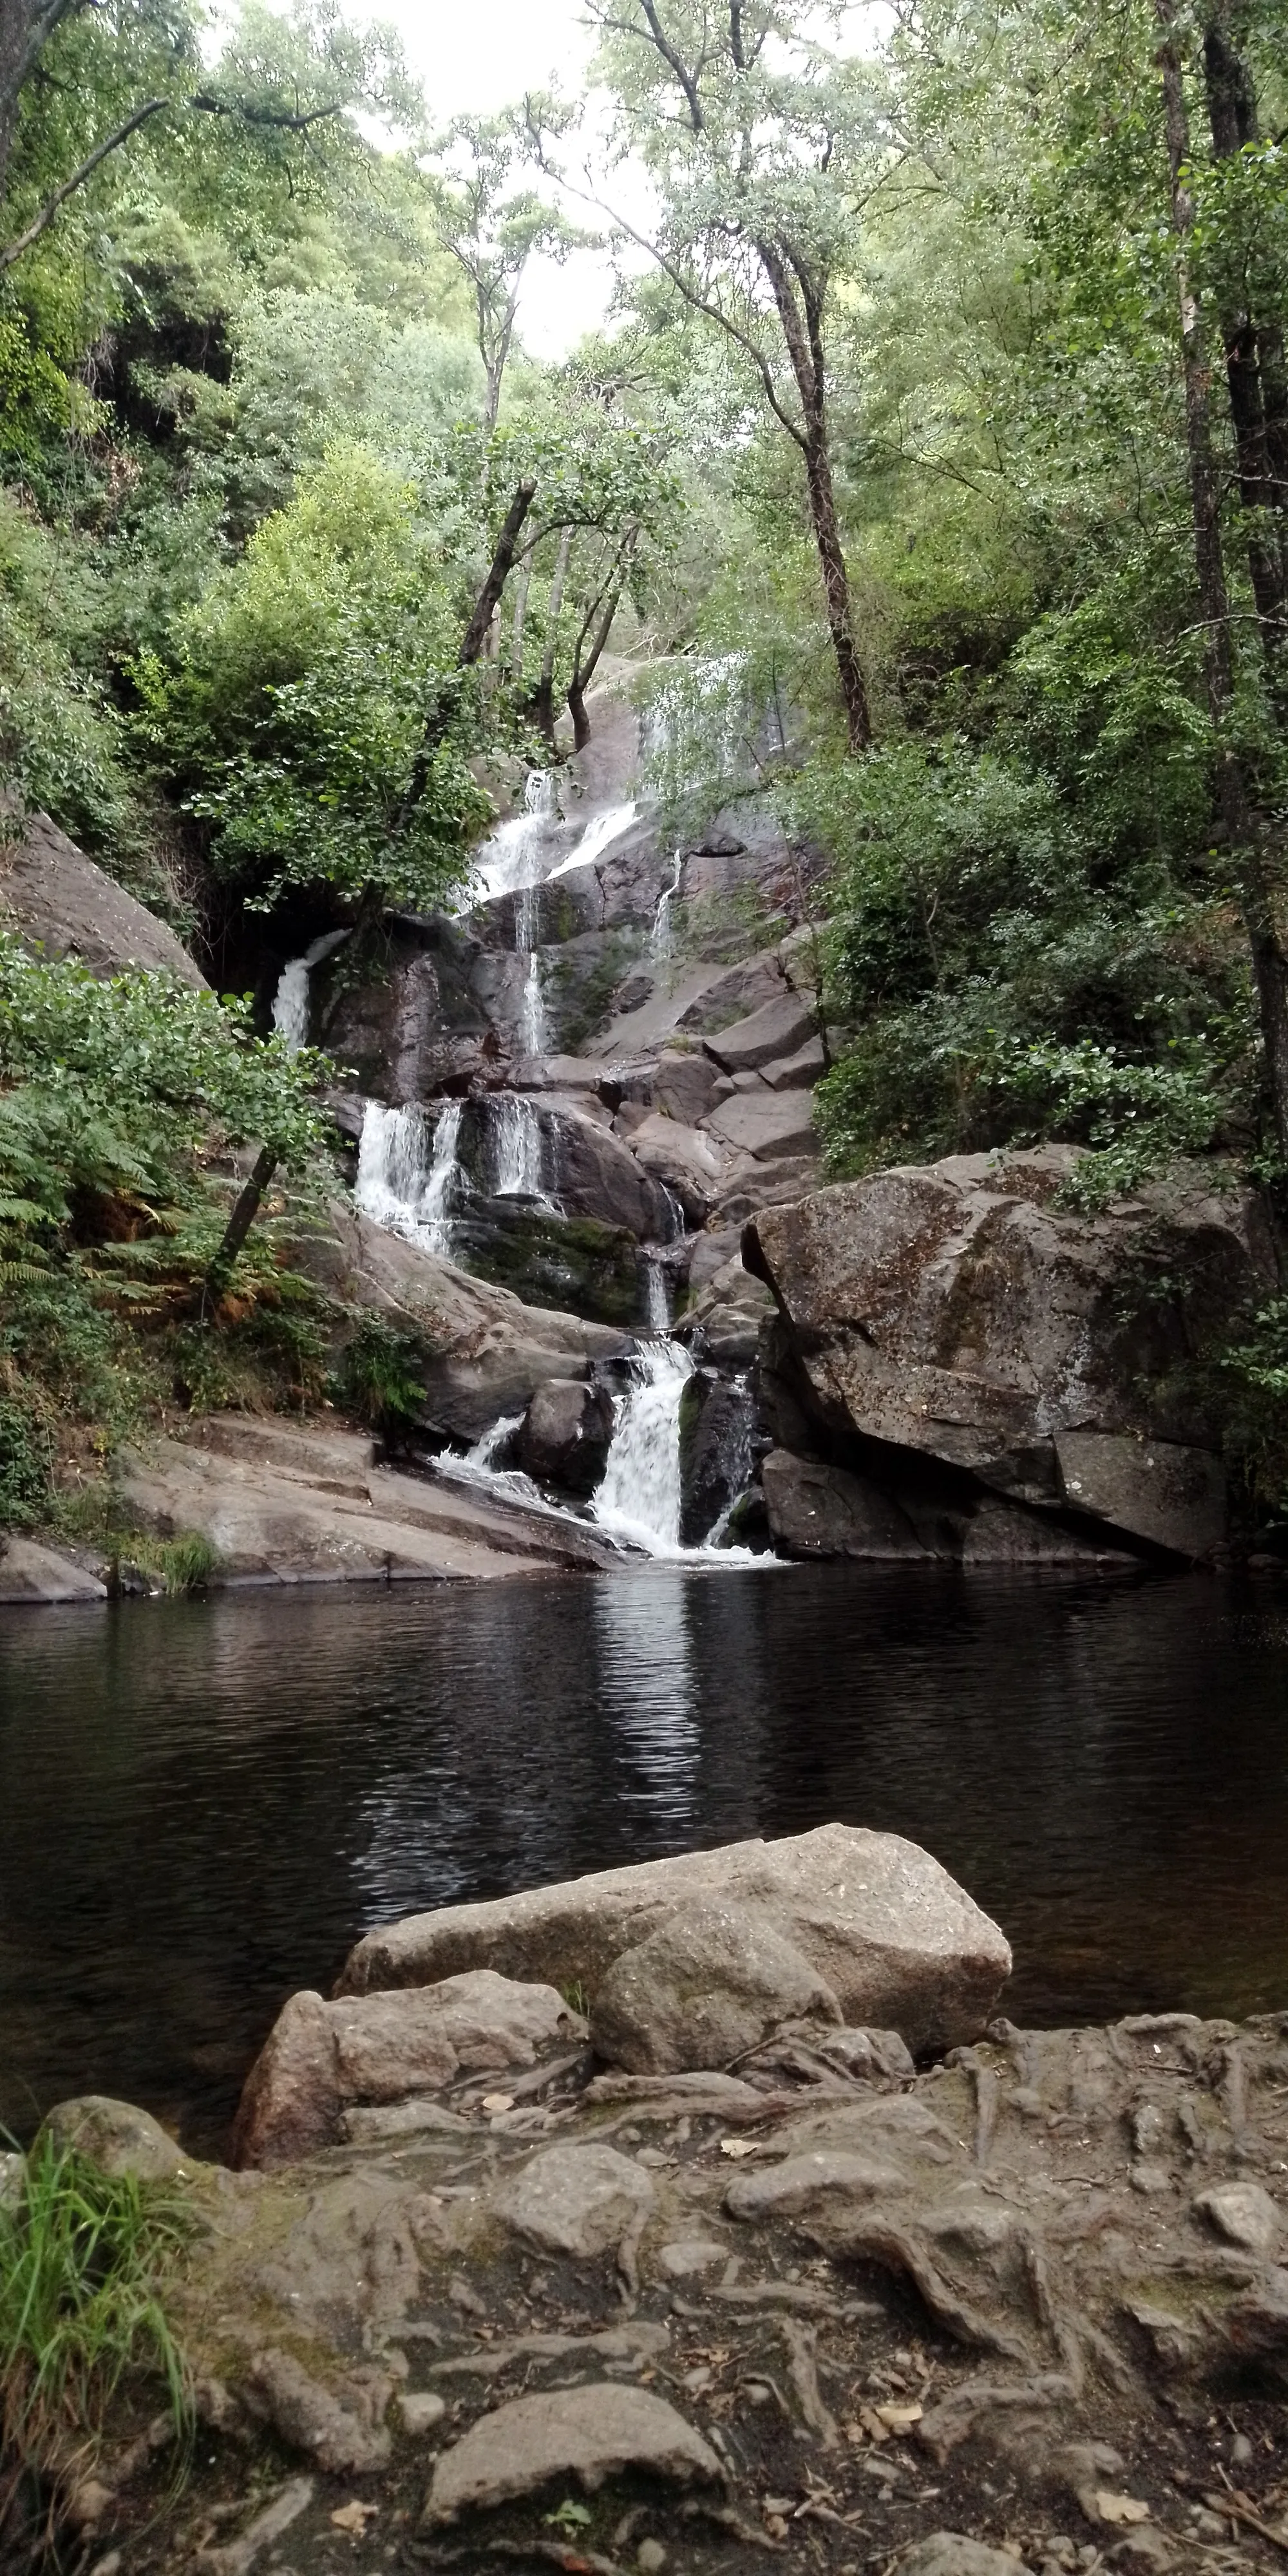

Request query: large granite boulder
[
  {"left": 746, "top": 1148, "right": 1276, "bottom": 1558},
  {"left": 516, "top": 1376, "right": 614, "bottom": 1497},
  {"left": 337, "top": 1823, "right": 1012, "bottom": 2060},
  {"left": 0, "top": 808, "right": 207, "bottom": 987}
]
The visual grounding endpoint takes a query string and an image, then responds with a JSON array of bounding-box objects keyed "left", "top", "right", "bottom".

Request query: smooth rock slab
[
  {"left": 1194, "top": 2180, "right": 1280, "bottom": 2254},
  {"left": 725, "top": 2150, "right": 909, "bottom": 2222},
  {"left": 234, "top": 1971, "right": 585, "bottom": 2167},
  {"left": 492, "top": 2143, "right": 656, "bottom": 2257},
  {"left": 0, "top": 1539, "right": 107, "bottom": 1604},
  {"left": 339, "top": 1822, "right": 1012, "bottom": 2061},
  {"left": 422, "top": 2383, "right": 723, "bottom": 2523}
]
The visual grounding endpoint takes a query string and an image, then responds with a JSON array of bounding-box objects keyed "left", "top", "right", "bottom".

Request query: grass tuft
[{"left": 0, "top": 2137, "right": 193, "bottom": 2510}]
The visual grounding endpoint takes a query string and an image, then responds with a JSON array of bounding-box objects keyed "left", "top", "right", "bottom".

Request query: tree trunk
[
  {"left": 202, "top": 1146, "right": 276, "bottom": 1312},
  {"left": 1158, "top": 0, "right": 1288, "bottom": 1159},
  {"left": 1202, "top": 7, "right": 1288, "bottom": 659},
  {"left": 507, "top": 549, "right": 533, "bottom": 681},
  {"left": 755, "top": 236, "right": 871, "bottom": 752},
  {"left": 459, "top": 478, "right": 537, "bottom": 665},
  {"left": 533, "top": 524, "right": 572, "bottom": 745}
]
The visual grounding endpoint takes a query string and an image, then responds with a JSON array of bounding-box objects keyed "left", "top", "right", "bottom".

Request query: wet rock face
[
  {"left": 516, "top": 1376, "right": 614, "bottom": 1497},
  {"left": 336, "top": 1823, "right": 1012, "bottom": 2060},
  {"left": 678, "top": 1370, "right": 755, "bottom": 1543},
  {"left": 747, "top": 1148, "right": 1278, "bottom": 1558}
]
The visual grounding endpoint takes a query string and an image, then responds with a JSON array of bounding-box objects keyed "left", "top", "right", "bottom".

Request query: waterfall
[
  {"left": 436, "top": 1411, "right": 575, "bottom": 1521},
  {"left": 592, "top": 1341, "right": 694, "bottom": 1556},
  {"left": 651, "top": 851, "right": 683, "bottom": 961},
  {"left": 549, "top": 800, "right": 638, "bottom": 879},
  {"left": 473, "top": 769, "right": 562, "bottom": 900},
  {"left": 492, "top": 1094, "right": 547, "bottom": 1200},
  {"left": 354, "top": 1100, "right": 462, "bottom": 1258},
  {"left": 641, "top": 1253, "right": 671, "bottom": 1332},
  {"left": 514, "top": 882, "right": 546, "bottom": 1055},
  {"left": 270, "top": 927, "right": 349, "bottom": 1052}
]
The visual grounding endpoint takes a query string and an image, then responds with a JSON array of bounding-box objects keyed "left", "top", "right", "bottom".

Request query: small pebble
[
  {"left": 397, "top": 2389, "right": 446, "bottom": 2435},
  {"left": 1231, "top": 2431, "right": 1253, "bottom": 2466},
  {"left": 637, "top": 2543, "right": 667, "bottom": 2575}
]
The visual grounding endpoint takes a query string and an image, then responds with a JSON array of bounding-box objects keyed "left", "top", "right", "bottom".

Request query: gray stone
[
  {"left": 653, "top": 1049, "right": 721, "bottom": 1124},
  {"left": 761, "top": 1450, "right": 929, "bottom": 1560},
  {"left": 339, "top": 1823, "right": 1012, "bottom": 2058},
  {"left": 40, "top": 2096, "right": 184, "bottom": 2181},
  {"left": 1054, "top": 1431, "right": 1227, "bottom": 1556},
  {"left": 705, "top": 1088, "right": 819, "bottom": 1161},
  {"left": 896, "top": 2542, "right": 1032, "bottom": 2576},
  {"left": 629, "top": 1112, "right": 729, "bottom": 1224},
  {"left": 762, "top": 1036, "right": 826, "bottom": 1089},
  {"left": 592, "top": 1899, "right": 842, "bottom": 2074},
  {"left": 656, "top": 2239, "right": 728, "bottom": 2278},
  {"left": 0, "top": 807, "right": 207, "bottom": 985},
  {"left": 704, "top": 989, "right": 816, "bottom": 1074},
  {"left": 398, "top": 2391, "right": 447, "bottom": 2436},
  {"left": 724, "top": 2150, "right": 908, "bottom": 2221},
  {"left": 233, "top": 1971, "right": 585, "bottom": 2168},
  {"left": 545, "top": 1103, "right": 673, "bottom": 1238},
  {"left": 517, "top": 1377, "right": 614, "bottom": 1498},
  {"left": 245, "top": 2347, "right": 391, "bottom": 2474},
  {"left": 492, "top": 2142, "right": 656, "bottom": 2257},
  {"left": 746, "top": 1150, "right": 1265, "bottom": 1554},
  {"left": 0, "top": 1539, "right": 108, "bottom": 1603},
  {"left": 676, "top": 951, "right": 788, "bottom": 1035},
  {"left": 423, "top": 2383, "right": 722, "bottom": 2523},
  {"left": 1194, "top": 2181, "right": 1280, "bottom": 2253}
]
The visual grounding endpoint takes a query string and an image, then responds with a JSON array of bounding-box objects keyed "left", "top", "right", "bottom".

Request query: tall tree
[
  {"left": 584, "top": 0, "right": 880, "bottom": 751},
  {"left": 430, "top": 104, "right": 585, "bottom": 429}
]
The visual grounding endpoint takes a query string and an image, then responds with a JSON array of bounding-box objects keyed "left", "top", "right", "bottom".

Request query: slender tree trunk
[
  {"left": 507, "top": 550, "right": 533, "bottom": 681},
  {"left": 1202, "top": 7, "right": 1288, "bottom": 659},
  {"left": 1158, "top": 0, "right": 1288, "bottom": 1159},
  {"left": 202, "top": 1146, "right": 276, "bottom": 1312},
  {"left": 459, "top": 478, "right": 537, "bottom": 665},
  {"left": 566, "top": 536, "right": 634, "bottom": 752},
  {"left": 533, "top": 524, "right": 572, "bottom": 745},
  {"left": 755, "top": 236, "right": 870, "bottom": 752}
]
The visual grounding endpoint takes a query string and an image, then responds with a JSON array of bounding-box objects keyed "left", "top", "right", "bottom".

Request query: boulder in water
[
  {"left": 516, "top": 1376, "right": 614, "bottom": 1497},
  {"left": 337, "top": 1822, "right": 1012, "bottom": 2060},
  {"left": 677, "top": 1369, "right": 754, "bottom": 1542}
]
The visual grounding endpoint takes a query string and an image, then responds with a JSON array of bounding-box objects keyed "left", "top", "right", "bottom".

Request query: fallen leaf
[
  {"left": 720, "top": 2136, "right": 758, "bottom": 2157},
  {"left": 1095, "top": 2491, "right": 1150, "bottom": 2526},
  {"left": 329, "top": 2500, "right": 376, "bottom": 2533},
  {"left": 481, "top": 2092, "right": 515, "bottom": 2114},
  {"left": 875, "top": 2402, "right": 923, "bottom": 2433}
]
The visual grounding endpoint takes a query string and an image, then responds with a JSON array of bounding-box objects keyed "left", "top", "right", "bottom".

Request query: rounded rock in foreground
[
  {"left": 422, "top": 2383, "right": 723, "bottom": 2524},
  {"left": 896, "top": 2539, "right": 1036, "bottom": 2576},
  {"left": 39, "top": 2096, "right": 184, "bottom": 2182}
]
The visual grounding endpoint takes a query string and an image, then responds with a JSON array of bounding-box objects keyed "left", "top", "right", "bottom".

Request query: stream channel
[{"left": 3, "top": 1564, "right": 1288, "bottom": 2155}]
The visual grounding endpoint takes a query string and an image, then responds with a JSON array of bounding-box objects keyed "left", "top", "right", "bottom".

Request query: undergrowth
[{"left": 0, "top": 2140, "right": 192, "bottom": 2529}]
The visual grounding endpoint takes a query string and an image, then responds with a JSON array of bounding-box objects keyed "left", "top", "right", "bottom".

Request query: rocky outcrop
[
  {"left": 0, "top": 1536, "right": 107, "bottom": 1602},
  {"left": 118, "top": 1413, "right": 622, "bottom": 1584},
  {"left": 296, "top": 1204, "right": 629, "bottom": 1443},
  {"left": 516, "top": 1376, "right": 614, "bottom": 1497},
  {"left": 337, "top": 1823, "right": 1012, "bottom": 2058},
  {"left": 759, "top": 1450, "right": 1131, "bottom": 1566},
  {"left": 0, "top": 807, "right": 206, "bottom": 985},
  {"left": 747, "top": 1148, "right": 1278, "bottom": 1559},
  {"left": 232, "top": 1971, "right": 585, "bottom": 2167}
]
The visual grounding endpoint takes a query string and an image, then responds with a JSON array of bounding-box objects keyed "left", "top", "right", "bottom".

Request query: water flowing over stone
[
  {"left": 592, "top": 1341, "right": 694, "bottom": 1556},
  {"left": 651, "top": 851, "right": 683, "bottom": 961},
  {"left": 473, "top": 768, "right": 561, "bottom": 900},
  {"left": 513, "top": 882, "right": 547, "bottom": 1055},
  {"left": 355, "top": 1101, "right": 462, "bottom": 1258},
  {"left": 549, "top": 799, "right": 638, "bottom": 878},
  {"left": 435, "top": 1411, "right": 564, "bottom": 1520},
  {"left": 491, "top": 1093, "right": 547, "bottom": 1201},
  {"left": 641, "top": 1251, "right": 671, "bottom": 1333},
  {"left": 270, "top": 927, "right": 349, "bottom": 1052}
]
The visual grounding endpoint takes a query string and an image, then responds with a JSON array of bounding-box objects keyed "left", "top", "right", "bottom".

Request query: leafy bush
[{"left": 335, "top": 1312, "right": 428, "bottom": 1432}]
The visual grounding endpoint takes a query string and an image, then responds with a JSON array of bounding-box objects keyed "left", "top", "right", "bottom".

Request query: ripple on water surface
[{"left": 1, "top": 1564, "right": 1287, "bottom": 2153}]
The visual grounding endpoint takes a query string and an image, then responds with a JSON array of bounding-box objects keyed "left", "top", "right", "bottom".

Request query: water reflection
[{"left": 1, "top": 1565, "right": 1286, "bottom": 2152}]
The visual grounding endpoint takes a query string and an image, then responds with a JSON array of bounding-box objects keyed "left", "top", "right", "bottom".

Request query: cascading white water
[
  {"left": 270, "top": 927, "right": 350, "bottom": 1052},
  {"left": 473, "top": 768, "right": 562, "bottom": 899},
  {"left": 354, "top": 1100, "right": 462, "bottom": 1258},
  {"left": 491, "top": 1093, "right": 547, "bottom": 1200},
  {"left": 651, "top": 851, "right": 683, "bottom": 961},
  {"left": 592, "top": 1341, "right": 694, "bottom": 1556},
  {"left": 549, "top": 800, "right": 637, "bottom": 879},
  {"left": 513, "top": 882, "right": 546, "bottom": 1055},
  {"left": 641, "top": 1255, "right": 671, "bottom": 1333}
]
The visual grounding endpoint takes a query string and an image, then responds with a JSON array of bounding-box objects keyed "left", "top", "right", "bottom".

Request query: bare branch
[{"left": 0, "top": 95, "right": 166, "bottom": 272}]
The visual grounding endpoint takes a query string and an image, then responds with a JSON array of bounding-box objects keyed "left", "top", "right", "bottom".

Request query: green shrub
[{"left": 334, "top": 1311, "right": 427, "bottom": 1430}]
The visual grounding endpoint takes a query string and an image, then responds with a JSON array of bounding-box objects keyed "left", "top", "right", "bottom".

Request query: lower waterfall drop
[
  {"left": 491, "top": 1093, "right": 547, "bottom": 1200},
  {"left": 354, "top": 1100, "right": 462, "bottom": 1258},
  {"left": 514, "top": 884, "right": 546, "bottom": 1056},
  {"left": 270, "top": 927, "right": 350, "bottom": 1052},
  {"left": 591, "top": 1340, "right": 694, "bottom": 1556}
]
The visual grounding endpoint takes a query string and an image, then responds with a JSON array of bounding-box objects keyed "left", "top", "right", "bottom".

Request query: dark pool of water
[{"left": 3, "top": 1562, "right": 1287, "bottom": 2154}]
